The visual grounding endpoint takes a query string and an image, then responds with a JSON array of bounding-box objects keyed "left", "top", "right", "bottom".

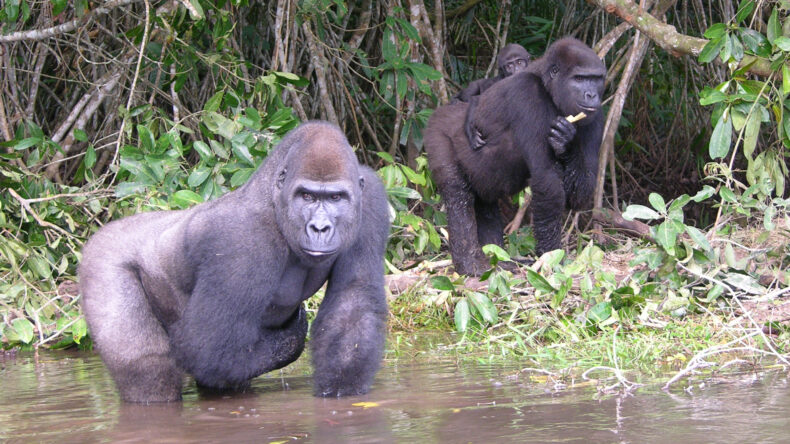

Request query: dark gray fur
[{"left": 79, "top": 121, "right": 390, "bottom": 402}]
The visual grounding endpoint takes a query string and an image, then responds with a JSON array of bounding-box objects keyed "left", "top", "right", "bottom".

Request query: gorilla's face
[
  {"left": 545, "top": 44, "right": 606, "bottom": 126},
  {"left": 498, "top": 44, "right": 531, "bottom": 77},
  {"left": 276, "top": 171, "right": 363, "bottom": 264}
]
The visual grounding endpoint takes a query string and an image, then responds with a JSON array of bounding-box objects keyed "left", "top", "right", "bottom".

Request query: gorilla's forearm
[
  {"left": 310, "top": 289, "right": 387, "bottom": 397},
  {"left": 170, "top": 306, "right": 308, "bottom": 389}
]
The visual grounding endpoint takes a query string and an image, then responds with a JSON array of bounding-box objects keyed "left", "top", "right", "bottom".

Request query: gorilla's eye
[
  {"left": 331, "top": 193, "right": 342, "bottom": 201},
  {"left": 517, "top": 59, "right": 526, "bottom": 66},
  {"left": 301, "top": 192, "right": 314, "bottom": 201}
]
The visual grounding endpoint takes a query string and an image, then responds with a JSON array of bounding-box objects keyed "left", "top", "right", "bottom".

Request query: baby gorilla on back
[{"left": 79, "top": 121, "right": 391, "bottom": 402}]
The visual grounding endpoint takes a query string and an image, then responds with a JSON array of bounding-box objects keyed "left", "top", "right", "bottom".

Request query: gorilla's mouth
[
  {"left": 303, "top": 248, "right": 338, "bottom": 257},
  {"left": 578, "top": 104, "right": 598, "bottom": 113}
]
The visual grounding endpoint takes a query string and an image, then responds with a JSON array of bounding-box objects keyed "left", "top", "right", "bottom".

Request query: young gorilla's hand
[{"left": 548, "top": 116, "right": 576, "bottom": 158}]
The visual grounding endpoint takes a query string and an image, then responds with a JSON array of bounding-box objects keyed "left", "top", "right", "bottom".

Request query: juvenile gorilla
[
  {"left": 453, "top": 44, "right": 531, "bottom": 149},
  {"left": 425, "top": 38, "right": 605, "bottom": 276},
  {"left": 452, "top": 43, "right": 531, "bottom": 103},
  {"left": 79, "top": 121, "right": 390, "bottom": 402}
]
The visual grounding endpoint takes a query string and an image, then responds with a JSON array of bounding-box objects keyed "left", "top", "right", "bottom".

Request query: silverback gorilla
[
  {"left": 79, "top": 121, "right": 390, "bottom": 402},
  {"left": 425, "top": 38, "right": 605, "bottom": 276}
]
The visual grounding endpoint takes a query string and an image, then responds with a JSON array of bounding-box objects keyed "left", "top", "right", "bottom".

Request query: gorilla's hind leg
[
  {"left": 475, "top": 199, "right": 505, "bottom": 248},
  {"left": 81, "top": 260, "right": 183, "bottom": 403}
]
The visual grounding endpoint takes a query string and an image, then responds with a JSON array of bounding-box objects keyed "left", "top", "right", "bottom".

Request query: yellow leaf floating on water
[
  {"left": 352, "top": 402, "right": 380, "bottom": 409},
  {"left": 452, "top": 408, "right": 461, "bottom": 413},
  {"left": 269, "top": 441, "right": 288, "bottom": 444}
]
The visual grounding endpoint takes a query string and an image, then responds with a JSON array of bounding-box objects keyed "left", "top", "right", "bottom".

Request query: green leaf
[
  {"left": 691, "top": 185, "right": 716, "bottom": 202},
  {"left": 12, "top": 318, "right": 35, "bottom": 344},
  {"left": 51, "top": 0, "right": 68, "bottom": 16},
  {"left": 698, "top": 36, "right": 725, "bottom": 64},
  {"left": 743, "top": 112, "right": 760, "bottom": 161},
  {"left": 587, "top": 301, "right": 612, "bottom": 323},
  {"left": 71, "top": 318, "right": 88, "bottom": 344},
  {"left": 699, "top": 87, "right": 728, "bottom": 106},
  {"left": 768, "top": 8, "right": 781, "bottom": 44},
  {"left": 526, "top": 269, "right": 556, "bottom": 293},
  {"left": 704, "top": 23, "right": 727, "bottom": 39},
  {"left": 204, "top": 90, "right": 224, "bottom": 112},
  {"left": 376, "top": 152, "right": 394, "bottom": 163},
  {"left": 719, "top": 187, "right": 737, "bottom": 203},
  {"left": 193, "top": 141, "right": 212, "bottom": 159},
  {"left": 170, "top": 190, "right": 204, "bottom": 208},
  {"left": 454, "top": 298, "right": 470, "bottom": 333},
  {"left": 655, "top": 220, "right": 679, "bottom": 256},
  {"left": 273, "top": 71, "right": 309, "bottom": 88},
  {"left": 187, "top": 168, "right": 210, "bottom": 187},
  {"left": 622, "top": 204, "right": 661, "bottom": 221},
  {"left": 784, "top": 64, "right": 790, "bottom": 96},
  {"left": 73, "top": 128, "right": 88, "bottom": 142},
  {"left": 230, "top": 168, "right": 254, "bottom": 188},
  {"left": 668, "top": 194, "right": 691, "bottom": 213},
  {"left": 648, "top": 193, "right": 666, "bottom": 213},
  {"left": 430, "top": 275, "right": 455, "bottom": 291},
  {"left": 735, "top": 0, "right": 755, "bottom": 24},
  {"left": 775, "top": 37, "right": 790, "bottom": 52},
  {"left": 482, "top": 244, "right": 510, "bottom": 262},
  {"left": 467, "top": 291, "right": 498, "bottom": 324},
  {"left": 84, "top": 145, "right": 96, "bottom": 169},
  {"left": 387, "top": 186, "right": 421, "bottom": 200},
  {"left": 685, "top": 225, "right": 712, "bottom": 252},
  {"left": 137, "top": 125, "right": 155, "bottom": 152},
  {"left": 709, "top": 112, "right": 732, "bottom": 159},
  {"left": 187, "top": 0, "right": 204, "bottom": 19},
  {"left": 27, "top": 254, "right": 52, "bottom": 279},
  {"left": 400, "top": 165, "right": 426, "bottom": 186},
  {"left": 12, "top": 137, "right": 40, "bottom": 151}
]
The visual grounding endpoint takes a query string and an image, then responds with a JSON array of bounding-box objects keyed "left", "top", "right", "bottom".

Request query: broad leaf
[
  {"left": 709, "top": 112, "right": 732, "bottom": 159},
  {"left": 622, "top": 204, "right": 661, "bottom": 221},
  {"left": 526, "top": 269, "right": 556, "bottom": 293},
  {"left": 454, "top": 298, "right": 470, "bottom": 332}
]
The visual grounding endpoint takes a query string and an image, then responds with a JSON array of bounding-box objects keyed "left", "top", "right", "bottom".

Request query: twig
[
  {"left": 111, "top": 0, "right": 151, "bottom": 184},
  {"left": 7, "top": 189, "right": 72, "bottom": 237},
  {"left": 0, "top": 0, "right": 142, "bottom": 43}
]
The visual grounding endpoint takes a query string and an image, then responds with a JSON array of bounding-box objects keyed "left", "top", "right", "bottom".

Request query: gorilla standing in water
[
  {"left": 79, "top": 121, "right": 390, "bottom": 402},
  {"left": 425, "top": 38, "right": 606, "bottom": 276}
]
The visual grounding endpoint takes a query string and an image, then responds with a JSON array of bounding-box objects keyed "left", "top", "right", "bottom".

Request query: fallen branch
[{"left": 592, "top": 208, "right": 654, "bottom": 241}]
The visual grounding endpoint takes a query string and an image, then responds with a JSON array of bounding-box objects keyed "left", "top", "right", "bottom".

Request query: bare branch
[
  {"left": 0, "top": 0, "right": 142, "bottom": 43},
  {"left": 588, "top": 0, "right": 774, "bottom": 76}
]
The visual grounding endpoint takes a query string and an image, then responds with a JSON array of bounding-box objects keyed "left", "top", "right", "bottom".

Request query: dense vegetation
[{"left": 1, "top": 0, "right": 788, "bottom": 385}]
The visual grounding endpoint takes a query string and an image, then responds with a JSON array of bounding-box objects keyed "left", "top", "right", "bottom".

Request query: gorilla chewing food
[
  {"left": 566, "top": 112, "right": 587, "bottom": 123},
  {"left": 79, "top": 121, "right": 390, "bottom": 402}
]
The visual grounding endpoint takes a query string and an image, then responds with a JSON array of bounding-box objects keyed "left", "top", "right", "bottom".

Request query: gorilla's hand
[{"left": 548, "top": 116, "right": 576, "bottom": 159}]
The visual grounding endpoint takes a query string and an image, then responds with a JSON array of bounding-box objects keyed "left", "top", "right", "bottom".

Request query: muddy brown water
[{"left": 1, "top": 339, "right": 789, "bottom": 443}]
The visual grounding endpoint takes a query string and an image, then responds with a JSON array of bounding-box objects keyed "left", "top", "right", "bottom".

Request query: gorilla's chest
[{"left": 264, "top": 264, "right": 330, "bottom": 327}]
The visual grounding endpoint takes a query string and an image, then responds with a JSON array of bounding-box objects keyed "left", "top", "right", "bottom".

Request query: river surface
[{"left": 1, "top": 337, "right": 789, "bottom": 443}]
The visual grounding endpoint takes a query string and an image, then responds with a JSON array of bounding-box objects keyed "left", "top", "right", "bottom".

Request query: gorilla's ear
[
  {"left": 359, "top": 175, "right": 365, "bottom": 190},
  {"left": 277, "top": 168, "right": 287, "bottom": 189},
  {"left": 549, "top": 64, "right": 560, "bottom": 78}
]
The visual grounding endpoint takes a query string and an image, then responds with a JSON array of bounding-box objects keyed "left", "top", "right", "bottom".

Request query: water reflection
[{"left": 1, "top": 342, "right": 789, "bottom": 443}]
